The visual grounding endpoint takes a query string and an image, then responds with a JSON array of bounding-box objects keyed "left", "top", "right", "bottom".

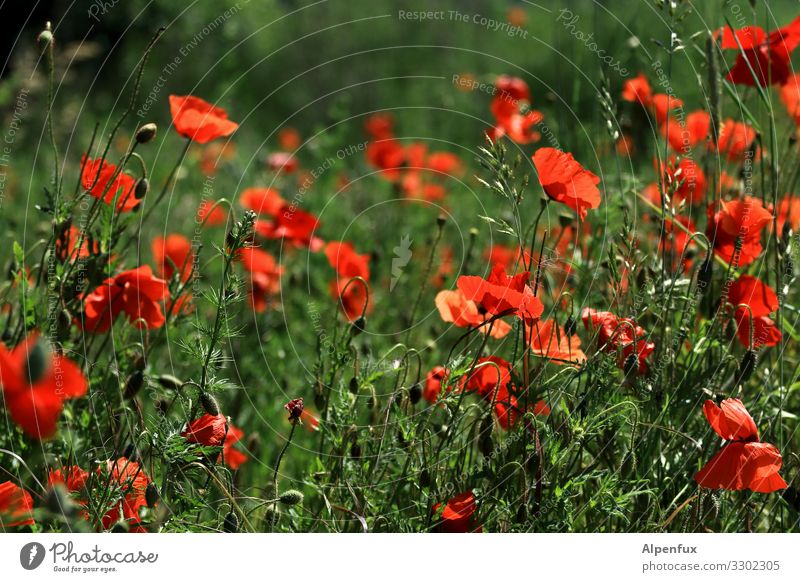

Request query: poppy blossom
[
  {"left": 240, "top": 187, "right": 286, "bottom": 216},
  {"left": 728, "top": 275, "right": 782, "bottom": 348},
  {"left": 622, "top": 73, "right": 653, "bottom": 107},
  {"left": 465, "top": 356, "right": 512, "bottom": 399},
  {"left": 267, "top": 152, "right": 299, "bottom": 174},
  {"left": 237, "top": 247, "right": 283, "bottom": 313},
  {"left": 721, "top": 19, "right": 800, "bottom": 87},
  {"left": 434, "top": 289, "right": 512, "bottom": 339},
  {"left": 169, "top": 95, "right": 239, "bottom": 144},
  {"left": 364, "top": 113, "right": 395, "bottom": 140},
  {"left": 0, "top": 333, "right": 88, "bottom": 440},
  {"left": 715, "top": 119, "right": 756, "bottom": 161},
  {"left": 152, "top": 234, "right": 193, "bottom": 282},
  {"left": 661, "top": 110, "right": 709, "bottom": 152},
  {"left": 651, "top": 94, "right": 684, "bottom": 125},
  {"left": 56, "top": 225, "right": 100, "bottom": 261},
  {"left": 81, "top": 155, "right": 139, "bottom": 212},
  {"left": 426, "top": 152, "right": 463, "bottom": 177},
  {"left": 424, "top": 366, "right": 449, "bottom": 404},
  {"left": 527, "top": 319, "right": 586, "bottom": 366},
  {"left": 82, "top": 266, "right": 169, "bottom": 333},
  {"left": 223, "top": 425, "right": 249, "bottom": 470},
  {"left": 99, "top": 457, "right": 153, "bottom": 532},
  {"left": 365, "top": 138, "right": 406, "bottom": 180},
  {"left": 278, "top": 127, "right": 302, "bottom": 150},
  {"left": 776, "top": 194, "right": 800, "bottom": 234},
  {"left": 182, "top": 413, "right": 228, "bottom": 447},
  {"left": 488, "top": 76, "right": 543, "bottom": 144},
  {"left": 695, "top": 399, "right": 787, "bottom": 493},
  {"left": 532, "top": 148, "right": 601, "bottom": 220},
  {"left": 780, "top": 73, "right": 800, "bottom": 125},
  {"left": 582, "top": 308, "right": 655, "bottom": 374},
  {"left": 432, "top": 490, "right": 481, "bottom": 533},
  {"left": 659, "top": 157, "right": 707, "bottom": 205},
  {"left": 255, "top": 206, "right": 323, "bottom": 251},
  {"left": 0, "top": 481, "right": 34, "bottom": 527},
  {"left": 197, "top": 201, "right": 228, "bottom": 226},
  {"left": 457, "top": 263, "right": 543, "bottom": 324},
  {"left": 285, "top": 398, "right": 304, "bottom": 422},
  {"left": 48, "top": 465, "right": 90, "bottom": 492},
  {"left": 706, "top": 197, "right": 773, "bottom": 267},
  {"left": 326, "top": 241, "right": 371, "bottom": 320}
]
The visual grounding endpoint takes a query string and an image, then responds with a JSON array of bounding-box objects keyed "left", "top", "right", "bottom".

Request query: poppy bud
[
  {"left": 284, "top": 397, "right": 304, "bottom": 421},
  {"left": 352, "top": 316, "right": 367, "bottom": 335},
  {"left": 123, "top": 370, "right": 145, "bottom": 399},
  {"left": 436, "top": 214, "right": 446, "bottom": 228},
  {"left": 396, "top": 429, "right": 408, "bottom": 448},
  {"left": 350, "top": 440, "right": 361, "bottom": 459},
  {"left": 697, "top": 257, "right": 713, "bottom": 290},
  {"left": 135, "top": 123, "right": 158, "bottom": 144},
  {"left": 419, "top": 469, "right": 431, "bottom": 488},
  {"left": 122, "top": 444, "right": 135, "bottom": 460},
  {"left": 738, "top": 349, "right": 757, "bottom": 382},
  {"left": 515, "top": 504, "right": 528, "bottom": 524},
  {"left": 24, "top": 340, "right": 49, "bottom": 385},
  {"left": 134, "top": 178, "right": 150, "bottom": 200},
  {"left": 279, "top": 490, "right": 304, "bottom": 506},
  {"left": 409, "top": 382, "right": 422, "bottom": 404},
  {"left": 314, "top": 391, "right": 326, "bottom": 410},
  {"left": 37, "top": 24, "right": 53, "bottom": 50},
  {"left": 263, "top": 505, "right": 280, "bottom": 527},
  {"left": 623, "top": 353, "right": 639, "bottom": 377},
  {"left": 348, "top": 376, "right": 359, "bottom": 394},
  {"left": 223, "top": 511, "right": 239, "bottom": 533},
  {"left": 200, "top": 391, "right": 220, "bottom": 416},
  {"left": 564, "top": 315, "right": 577, "bottom": 337},
  {"left": 145, "top": 483, "right": 159, "bottom": 508},
  {"left": 781, "top": 486, "right": 800, "bottom": 512},
  {"left": 479, "top": 435, "right": 494, "bottom": 456},
  {"left": 156, "top": 374, "right": 183, "bottom": 390}
]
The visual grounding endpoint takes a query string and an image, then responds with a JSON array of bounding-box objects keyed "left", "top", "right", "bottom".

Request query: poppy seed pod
[
  {"left": 738, "top": 349, "right": 757, "bottom": 382},
  {"left": 134, "top": 178, "right": 150, "bottom": 200},
  {"left": 200, "top": 391, "right": 220, "bottom": 416},
  {"left": 135, "top": 123, "right": 158, "bottom": 144},
  {"left": 223, "top": 511, "right": 239, "bottom": 533},
  {"left": 37, "top": 28, "right": 53, "bottom": 50},
  {"left": 279, "top": 489, "right": 304, "bottom": 506}
]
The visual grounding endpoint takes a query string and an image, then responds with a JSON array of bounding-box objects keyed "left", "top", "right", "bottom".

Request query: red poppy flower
[
  {"left": 48, "top": 465, "right": 89, "bottom": 492},
  {"left": 57, "top": 225, "right": 100, "bottom": 261},
  {"left": 426, "top": 152, "right": 463, "bottom": 177},
  {"left": 0, "top": 481, "right": 34, "bottom": 527},
  {"left": 651, "top": 94, "right": 684, "bottom": 125},
  {"left": 659, "top": 157, "right": 707, "bottom": 205},
  {"left": 434, "top": 289, "right": 512, "bottom": 339},
  {"left": 532, "top": 148, "right": 601, "bottom": 220},
  {"left": 152, "top": 234, "right": 193, "bottom": 282},
  {"left": 695, "top": 399, "right": 787, "bottom": 493},
  {"left": 780, "top": 74, "right": 800, "bottom": 125},
  {"left": 488, "top": 76, "right": 543, "bottom": 144},
  {"left": 707, "top": 197, "right": 773, "bottom": 267},
  {"left": 169, "top": 95, "right": 239, "bottom": 144},
  {"left": 365, "top": 138, "right": 406, "bottom": 180},
  {"left": 267, "top": 152, "right": 299, "bottom": 174},
  {"left": 581, "top": 308, "right": 655, "bottom": 374},
  {"left": 433, "top": 491, "right": 481, "bottom": 533},
  {"left": 661, "top": 110, "right": 710, "bottom": 152},
  {"left": 776, "top": 194, "right": 800, "bottom": 234},
  {"left": 278, "top": 127, "right": 302, "bottom": 150},
  {"left": 237, "top": 247, "right": 283, "bottom": 313},
  {"left": 80, "top": 155, "right": 139, "bottom": 212},
  {"left": 483, "top": 244, "right": 531, "bottom": 272},
  {"left": 99, "top": 457, "right": 153, "bottom": 532},
  {"left": 0, "top": 333, "right": 88, "bottom": 440},
  {"left": 715, "top": 119, "right": 756, "bottom": 161},
  {"left": 223, "top": 425, "right": 248, "bottom": 470},
  {"left": 182, "top": 413, "right": 228, "bottom": 447},
  {"left": 721, "top": 19, "right": 800, "bottom": 87},
  {"left": 326, "top": 241, "right": 371, "bottom": 320},
  {"left": 465, "top": 356, "right": 513, "bottom": 399},
  {"left": 728, "top": 275, "right": 782, "bottom": 348},
  {"left": 364, "top": 113, "right": 395, "bottom": 140},
  {"left": 424, "top": 366, "right": 449, "bottom": 404},
  {"left": 527, "top": 319, "right": 586, "bottom": 366},
  {"left": 622, "top": 73, "right": 653, "bottom": 107},
  {"left": 285, "top": 397, "right": 304, "bottom": 421},
  {"left": 82, "top": 266, "right": 169, "bottom": 333},
  {"left": 255, "top": 206, "right": 323, "bottom": 251},
  {"left": 457, "top": 263, "right": 543, "bottom": 324},
  {"left": 240, "top": 187, "right": 286, "bottom": 216},
  {"left": 197, "top": 201, "right": 228, "bottom": 226}
]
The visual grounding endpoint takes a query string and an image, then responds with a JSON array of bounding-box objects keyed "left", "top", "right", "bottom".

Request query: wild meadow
[{"left": 1, "top": 0, "right": 800, "bottom": 533}]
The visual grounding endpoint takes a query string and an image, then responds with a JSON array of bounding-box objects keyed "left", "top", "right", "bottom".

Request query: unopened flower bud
[
  {"left": 123, "top": 370, "right": 145, "bottom": 399},
  {"left": 134, "top": 178, "right": 150, "bottom": 200},
  {"left": 135, "top": 123, "right": 157, "bottom": 144},
  {"left": 279, "top": 490, "right": 304, "bottom": 506},
  {"left": 145, "top": 483, "right": 159, "bottom": 508},
  {"left": 738, "top": 349, "right": 757, "bottom": 383},
  {"left": 200, "top": 391, "right": 220, "bottom": 416},
  {"left": 408, "top": 382, "right": 422, "bottom": 404},
  {"left": 223, "top": 511, "right": 239, "bottom": 533}
]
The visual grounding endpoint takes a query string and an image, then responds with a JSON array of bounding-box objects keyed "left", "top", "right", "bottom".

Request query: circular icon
[{"left": 19, "top": 542, "right": 46, "bottom": 570}]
